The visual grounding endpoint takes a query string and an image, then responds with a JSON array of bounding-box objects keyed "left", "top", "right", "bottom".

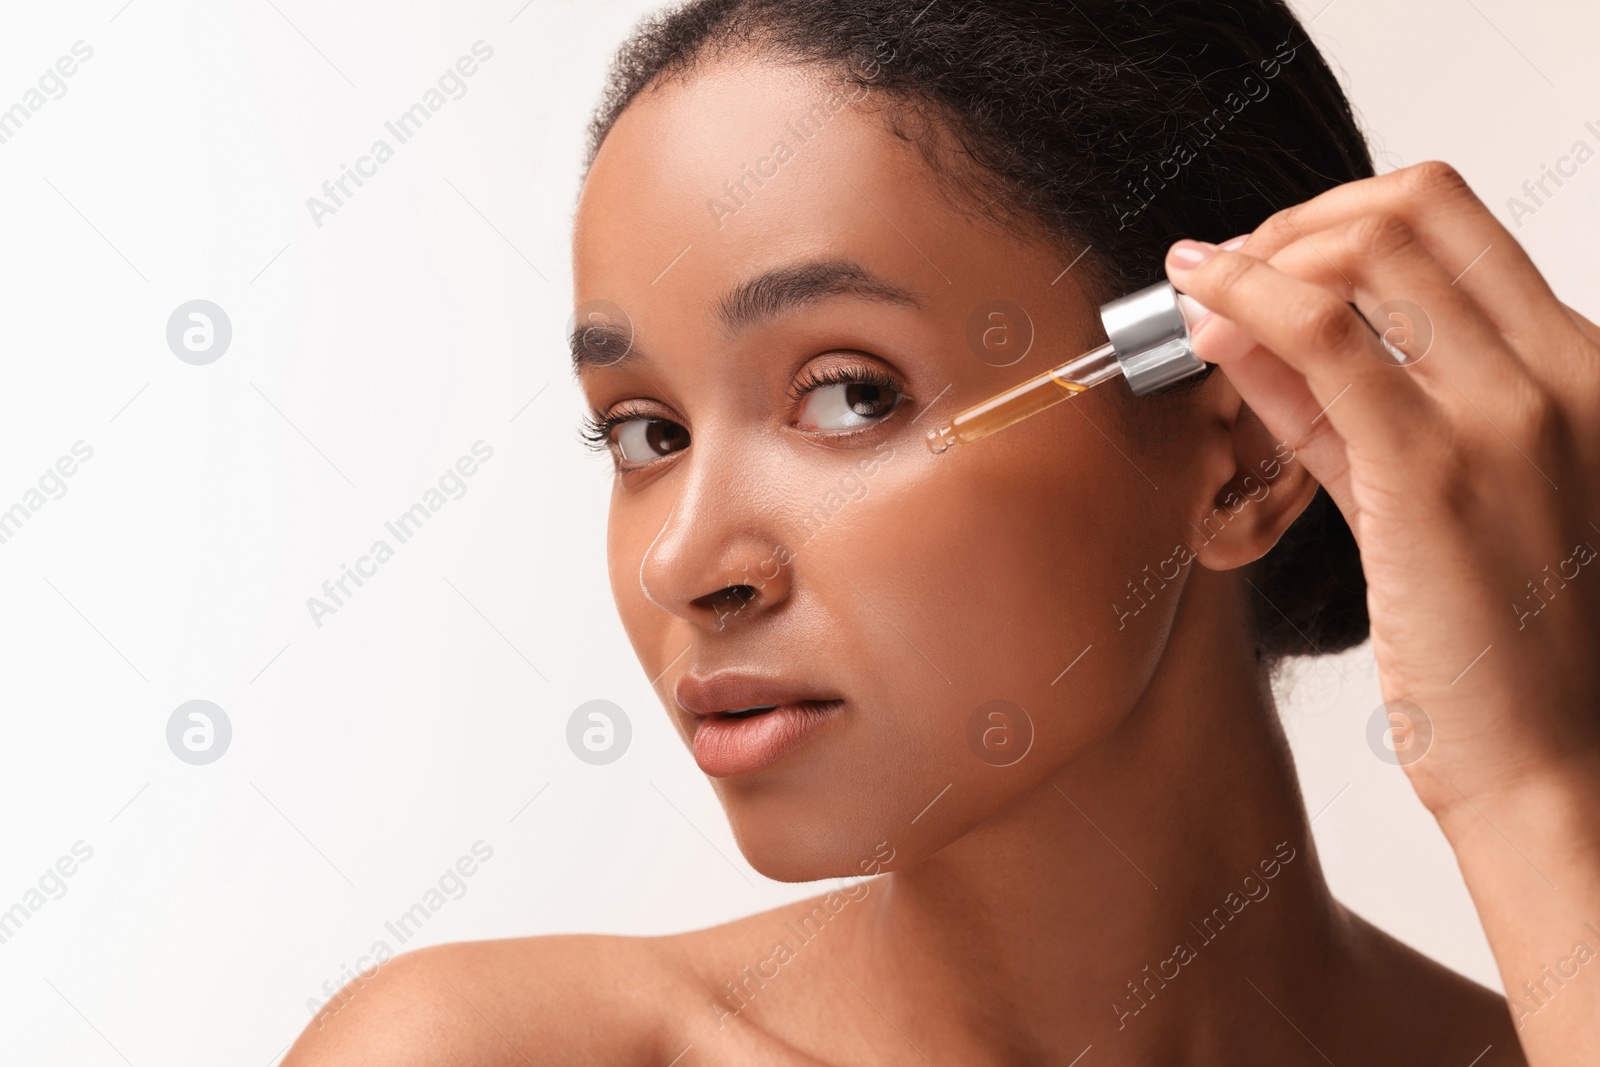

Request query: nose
[{"left": 638, "top": 453, "right": 794, "bottom": 631}]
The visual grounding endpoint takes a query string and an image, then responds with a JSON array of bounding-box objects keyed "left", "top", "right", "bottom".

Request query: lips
[
  {"left": 675, "top": 671, "right": 845, "bottom": 777},
  {"left": 674, "top": 671, "right": 838, "bottom": 718}
]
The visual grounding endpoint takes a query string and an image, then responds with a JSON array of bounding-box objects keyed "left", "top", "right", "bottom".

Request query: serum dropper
[{"left": 926, "top": 281, "right": 1210, "bottom": 454}]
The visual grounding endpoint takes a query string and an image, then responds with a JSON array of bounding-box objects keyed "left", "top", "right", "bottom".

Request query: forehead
[{"left": 572, "top": 55, "right": 962, "bottom": 312}]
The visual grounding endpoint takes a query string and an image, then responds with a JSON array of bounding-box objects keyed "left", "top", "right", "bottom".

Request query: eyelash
[
  {"left": 578, "top": 362, "right": 906, "bottom": 459},
  {"left": 578, "top": 405, "right": 641, "bottom": 454},
  {"left": 783, "top": 362, "right": 902, "bottom": 409}
]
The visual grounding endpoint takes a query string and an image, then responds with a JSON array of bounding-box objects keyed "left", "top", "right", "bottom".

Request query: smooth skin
[
  {"left": 283, "top": 51, "right": 1597, "bottom": 1067},
  {"left": 1167, "top": 167, "right": 1600, "bottom": 1064}
]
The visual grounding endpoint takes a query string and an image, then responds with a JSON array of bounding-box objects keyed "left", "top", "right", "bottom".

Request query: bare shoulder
[
  {"left": 279, "top": 932, "right": 703, "bottom": 1067},
  {"left": 279, "top": 892, "right": 852, "bottom": 1067},
  {"left": 1337, "top": 907, "right": 1528, "bottom": 1067}
]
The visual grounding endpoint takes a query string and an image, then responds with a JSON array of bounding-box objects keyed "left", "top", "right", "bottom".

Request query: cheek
[{"left": 801, "top": 419, "right": 1182, "bottom": 788}]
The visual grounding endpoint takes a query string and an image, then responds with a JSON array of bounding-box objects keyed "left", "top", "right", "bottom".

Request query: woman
[{"left": 286, "top": 1, "right": 1600, "bottom": 1063}]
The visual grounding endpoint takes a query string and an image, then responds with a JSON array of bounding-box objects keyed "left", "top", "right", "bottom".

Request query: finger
[
  {"left": 1260, "top": 211, "right": 1527, "bottom": 395},
  {"left": 1177, "top": 236, "right": 1365, "bottom": 525},
  {"left": 1211, "top": 343, "right": 1362, "bottom": 528},
  {"left": 1229, "top": 162, "right": 1578, "bottom": 357},
  {"left": 1166, "top": 241, "right": 1443, "bottom": 460},
  {"left": 1565, "top": 302, "right": 1600, "bottom": 347}
]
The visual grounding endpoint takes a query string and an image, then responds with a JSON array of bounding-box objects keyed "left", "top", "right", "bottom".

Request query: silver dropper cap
[{"left": 1099, "top": 280, "right": 1208, "bottom": 396}]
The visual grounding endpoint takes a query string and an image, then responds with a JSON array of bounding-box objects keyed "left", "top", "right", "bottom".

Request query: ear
[{"left": 1188, "top": 376, "right": 1319, "bottom": 573}]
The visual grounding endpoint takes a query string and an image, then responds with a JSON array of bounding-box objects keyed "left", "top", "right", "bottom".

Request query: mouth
[
  {"left": 715, "top": 704, "right": 782, "bottom": 719},
  {"left": 704, "top": 698, "right": 842, "bottom": 721},
  {"left": 674, "top": 670, "right": 845, "bottom": 777},
  {"left": 689, "top": 699, "right": 846, "bottom": 777}
]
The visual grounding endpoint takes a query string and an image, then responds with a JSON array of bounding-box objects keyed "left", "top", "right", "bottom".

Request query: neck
[{"left": 846, "top": 581, "right": 1348, "bottom": 1063}]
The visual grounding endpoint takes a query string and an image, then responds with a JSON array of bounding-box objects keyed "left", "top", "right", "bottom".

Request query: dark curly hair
[{"left": 581, "top": 0, "right": 1371, "bottom": 662}]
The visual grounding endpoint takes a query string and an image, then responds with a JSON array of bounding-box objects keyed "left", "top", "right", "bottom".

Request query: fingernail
[
  {"left": 1176, "top": 293, "right": 1212, "bottom": 333},
  {"left": 1167, "top": 239, "right": 1216, "bottom": 268},
  {"left": 1220, "top": 234, "right": 1249, "bottom": 251}
]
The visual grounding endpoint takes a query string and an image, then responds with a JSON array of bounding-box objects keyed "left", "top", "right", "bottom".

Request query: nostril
[{"left": 701, "top": 584, "right": 760, "bottom": 621}]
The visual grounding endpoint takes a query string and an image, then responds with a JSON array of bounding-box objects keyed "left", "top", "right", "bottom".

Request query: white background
[{"left": 0, "top": 0, "right": 1594, "bottom": 1062}]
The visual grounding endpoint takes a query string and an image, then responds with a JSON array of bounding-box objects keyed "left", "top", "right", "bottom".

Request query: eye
[
  {"left": 581, "top": 408, "right": 689, "bottom": 470},
  {"left": 613, "top": 418, "right": 689, "bottom": 465},
  {"left": 793, "top": 366, "right": 904, "bottom": 432}
]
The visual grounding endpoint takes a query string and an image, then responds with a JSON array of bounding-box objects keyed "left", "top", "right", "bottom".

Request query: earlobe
[{"left": 1189, "top": 397, "right": 1319, "bottom": 573}]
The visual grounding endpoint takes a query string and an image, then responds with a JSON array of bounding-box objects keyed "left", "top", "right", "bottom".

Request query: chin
[{"left": 718, "top": 791, "right": 903, "bottom": 884}]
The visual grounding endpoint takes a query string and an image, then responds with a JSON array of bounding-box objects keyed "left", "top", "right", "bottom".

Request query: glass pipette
[{"left": 927, "top": 280, "right": 1209, "bottom": 455}]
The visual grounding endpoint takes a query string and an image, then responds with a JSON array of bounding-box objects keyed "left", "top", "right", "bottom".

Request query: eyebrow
[
  {"left": 569, "top": 258, "right": 927, "bottom": 372},
  {"left": 717, "top": 257, "right": 926, "bottom": 332}
]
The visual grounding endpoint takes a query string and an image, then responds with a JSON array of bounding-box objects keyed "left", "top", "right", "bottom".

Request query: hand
[
  {"left": 1163, "top": 163, "right": 1600, "bottom": 1062},
  {"left": 1162, "top": 160, "right": 1600, "bottom": 820}
]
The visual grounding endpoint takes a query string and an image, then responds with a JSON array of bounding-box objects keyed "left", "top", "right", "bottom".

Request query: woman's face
[{"left": 572, "top": 56, "right": 1231, "bottom": 880}]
